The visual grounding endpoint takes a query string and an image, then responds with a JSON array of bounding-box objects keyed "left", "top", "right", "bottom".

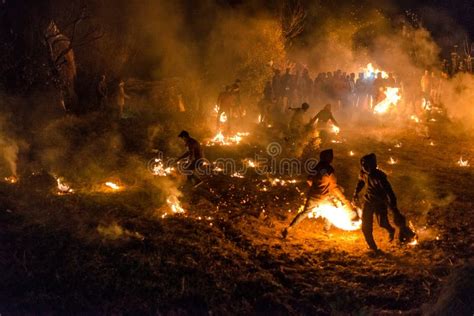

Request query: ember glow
[
  {"left": 165, "top": 195, "right": 185, "bottom": 216},
  {"left": 219, "top": 112, "right": 227, "bottom": 123},
  {"left": 457, "top": 156, "right": 470, "bottom": 167},
  {"left": 243, "top": 158, "right": 257, "bottom": 168},
  {"left": 56, "top": 177, "right": 73, "bottom": 194},
  {"left": 308, "top": 199, "right": 361, "bottom": 231},
  {"left": 410, "top": 115, "right": 421, "bottom": 123},
  {"left": 4, "top": 175, "right": 18, "bottom": 184},
  {"left": 206, "top": 131, "right": 250, "bottom": 146},
  {"left": 388, "top": 157, "right": 398, "bottom": 165},
  {"left": 105, "top": 182, "right": 121, "bottom": 191},
  {"left": 373, "top": 87, "right": 401, "bottom": 114},
  {"left": 151, "top": 158, "right": 174, "bottom": 176},
  {"left": 330, "top": 123, "right": 340, "bottom": 135}
]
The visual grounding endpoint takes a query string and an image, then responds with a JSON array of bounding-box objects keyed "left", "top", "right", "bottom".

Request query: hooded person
[
  {"left": 177, "top": 130, "right": 204, "bottom": 187},
  {"left": 353, "top": 153, "right": 416, "bottom": 251},
  {"left": 281, "top": 149, "right": 354, "bottom": 238}
]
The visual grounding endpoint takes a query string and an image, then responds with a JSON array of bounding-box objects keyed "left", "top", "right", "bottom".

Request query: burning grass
[{"left": 0, "top": 119, "right": 473, "bottom": 314}]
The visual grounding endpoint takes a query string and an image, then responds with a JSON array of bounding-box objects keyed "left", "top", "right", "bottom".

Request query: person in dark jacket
[
  {"left": 310, "top": 104, "right": 339, "bottom": 129},
  {"left": 281, "top": 149, "right": 353, "bottom": 238},
  {"left": 353, "top": 153, "right": 416, "bottom": 251},
  {"left": 177, "top": 131, "right": 203, "bottom": 187}
]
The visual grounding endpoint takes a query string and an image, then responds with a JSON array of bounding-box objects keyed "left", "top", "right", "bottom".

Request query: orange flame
[
  {"left": 308, "top": 199, "right": 361, "bottom": 231},
  {"left": 373, "top": 87, "right": 401, "bottom": 114}
]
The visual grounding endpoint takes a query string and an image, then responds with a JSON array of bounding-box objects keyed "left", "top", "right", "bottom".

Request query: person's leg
[
  {"left": 289, "top": 197, "right": 315, "bottom": 228},
  {"left": 282, "top": 196, "right": 316, "bottom": 238},
  {"left": 362, "top": 203, "right": 378, "bottom": 250},
  {"left": 376, "top": 205, "right": 395, "bottom": 241}
]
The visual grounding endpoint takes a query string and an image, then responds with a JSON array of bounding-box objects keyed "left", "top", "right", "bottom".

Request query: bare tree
[
  {"left": 280, "top": 0, "right": 307, "bottom": 47},
  {"left": 43, "top": 6, "right": 103, "bottom": 111}
]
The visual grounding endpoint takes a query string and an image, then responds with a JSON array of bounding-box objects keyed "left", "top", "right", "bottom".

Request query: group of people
[
  {"left": 177, "top": 130, "right": 415, "bottom": 253},
  {"left": 281, "top": 149, "right": 416, "bottom": 253},
  {"left": 257, "top": 65, "right": 447, "bottom": 127},
  {"left": 259, "top": 67, "right": 400, "bottom": 118}
]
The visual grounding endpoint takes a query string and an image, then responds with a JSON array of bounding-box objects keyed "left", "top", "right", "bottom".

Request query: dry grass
[{"left": 0, "top": 119, "right": 473, "bottom": 315}]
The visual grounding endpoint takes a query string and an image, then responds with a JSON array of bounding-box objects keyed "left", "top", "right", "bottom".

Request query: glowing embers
[
  {"left": 457, "top": 156, "right": 470, "bottom": 167},
  {"left": 4, "top": 175, "right": 18, "bottom": 184},
  {"left": 387, "top": 156, "right": 398, "bottom": 165},
  {"left": 105, "top": 181, "right": 122, "bottom": 191},
  {"left": 373, "top": 87, "right": 401, "bottom": 114},
  {"left": 308, "top": 199, "right": 361, "bottom": 231},
  {"left": 55, "top": 176, "right": 73, "bottom": 195},
  {"left": 410, "top": 115, "right": 421, "bottom": 123},
  {"left": 206, "top": 131, "right": 250, "bottom": 146},
  {"left": 329, "top": 122, "right": 340, "bottom": 135},
  {"left": 150, "top": 158, "right": 174, "bottom": 176},
  {"left": 242, "top": 158, "right": 257, "bottom": 168}
]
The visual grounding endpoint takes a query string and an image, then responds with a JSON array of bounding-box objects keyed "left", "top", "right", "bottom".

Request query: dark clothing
[
  {"left": 184, "top": 137, "right": 203, "bottom": 162},
  {"left": 179, "top": 137, "right": 203, "bottom": 185},
  {"left": 307, "top": 161, "right": 335, "bottom": 198},
  {"left": 354, "top": 168, "right": 410, "bottom": 249},
  {"left": 312, "top": 108, "right": 337, "bottom": 128},
  {"left": 355, "top": 169, "right": 396, "bottom": 207},
  {"left": 361, "top": 201, "right": 395, "bottom": 250},
  {"left": 97, "top": 80, "right": 108, "bottom": 109}
]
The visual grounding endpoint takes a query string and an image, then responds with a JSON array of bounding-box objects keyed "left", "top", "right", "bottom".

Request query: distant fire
[
  {"left": 363, "top": 63, "right": 388, "bottom": 79},
  {"left": 206, "top": 131, "right": 250, "bottom": 146},
  {"left": 105, "top": 181, "right": 121, "bottom": 191},
  {"left": 56, "top": 177, "right": 73, "bottom": 194},
  {"left": 308, "top": 199, "right": 361, "bottom": 231},
  {"left": 349, "top": 151, "right": 355, "bottom": 156},
  {"left": 163, "top": 195, "right": 185, "bottom": 218},
  {"left": 243, "top": 158, "right": 257, "bottom": 168},
  {"left": 373, "top": 87, "right": 401, "bottom": 114},
  {"left": 4, "top": 175, "right": 18, "bottom": 184},
  {"left": 219, "top": 112, "right": 227, "bottom": 123},
  {"left": 410, "top": 115, "right": 421, "bottom": 123},
  {"left": 422, "top": 98, "right": 432, "bottom": 111},
  {"left": 457, "top": 156, "right": 470, "bottom": 167},
  {"left": 388, "top": 157, "right": 398, "bottom": 165}
]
